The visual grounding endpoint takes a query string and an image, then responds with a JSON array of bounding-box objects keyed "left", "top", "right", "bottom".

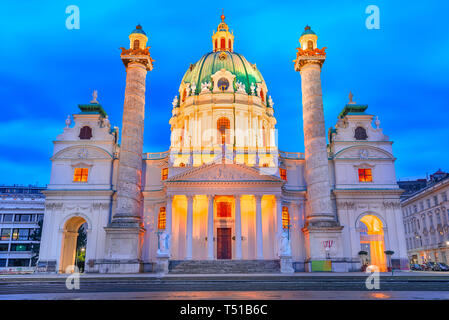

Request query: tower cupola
[
  {"left": 299, "top": 25, "right": 318, "bottom": 50},
  {"left": 212, "top": 12, "right": 234, "bottom": 52},
  {"left": 129, "top": 24, "right": 148, "bottom": 50}
]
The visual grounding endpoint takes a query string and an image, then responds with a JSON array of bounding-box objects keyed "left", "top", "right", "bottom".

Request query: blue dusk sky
[{"left": 1, "top": 0, "right": 448, "bottom": 186}]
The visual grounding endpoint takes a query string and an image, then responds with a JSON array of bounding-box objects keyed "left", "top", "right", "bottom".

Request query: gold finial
[{"left": 221, "top": 9, "right": 225, "bottom": 22}]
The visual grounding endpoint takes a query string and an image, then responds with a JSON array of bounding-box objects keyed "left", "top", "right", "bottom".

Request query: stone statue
[
  {"left": 172, "top": 95, "right": 178, "bottom": 108},
  {"left": 91, "top": 90, "right": 99, "bottom": 104},
  {"left": 348, "top": 91, "right": 355, "bottom": 104},
  {"left": 190, "top": 82, "right": 196, "bottom": 95},
  {"left": 375, "top": 116, "right": 380, "bottom": 129},
  {"left": 157, "top": 231, "right": 170, "bottom": 255},
  {"left": 65, "top": 115, "right": 71, "bottom": 128},
  {"left": 268, "top": 95, "right": 274, "bottom": 107},
  {"left": 103, "top": 115, "right": 110, "bottom": 129},
  {"left": 279, "top": 230, "right": 291, "bottom": 256},
  {"left": 236, "top": 81, "right": 246, "bottom": 94},
  {"left": 201, "top": 82, "right": 211, "bottom": 93},
  {"left": 250, "top": 83, "right": 256, "bottom": 95}
]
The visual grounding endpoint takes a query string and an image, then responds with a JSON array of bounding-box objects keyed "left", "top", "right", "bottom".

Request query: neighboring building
[
  {"left": 0, "top": 185, "right": 46, "bottom": 272},
  {"left": 38, "top": 18, "right": 408, "bottom": 274},
  {"left": 401, "top": 170, "right": 449, "bottom": 265}
]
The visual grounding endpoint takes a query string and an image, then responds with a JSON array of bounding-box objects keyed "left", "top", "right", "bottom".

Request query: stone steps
[{"left": 169, "top": 259, "right": 281, "bottom": 274}]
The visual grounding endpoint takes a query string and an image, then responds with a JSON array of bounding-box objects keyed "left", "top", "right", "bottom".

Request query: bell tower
[
  {"left": 103, "top": 24, "right": 154, "bottom": 273},
  {"left": 294, "top": 26, "right": 344, "bottom": 271},
  {"left": 212, "top": 12, "right": 234, "bottom": 52}
]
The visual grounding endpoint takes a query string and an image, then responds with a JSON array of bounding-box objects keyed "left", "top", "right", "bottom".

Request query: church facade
[{"left": 38, "top": 17, "right": 408, "bottom": 273}]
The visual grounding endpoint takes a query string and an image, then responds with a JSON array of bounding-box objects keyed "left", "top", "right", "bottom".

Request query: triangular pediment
[{"left": 165, "top": 163, "right": 283, "bottom": 183}]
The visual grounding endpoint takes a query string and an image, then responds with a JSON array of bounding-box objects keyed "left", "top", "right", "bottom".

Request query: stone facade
[
  {"left": 38, "top": 23, "right": 408, "bottom": 274},
  {"left": 401, "top": 172, "right": 449, "bottom": 265}
]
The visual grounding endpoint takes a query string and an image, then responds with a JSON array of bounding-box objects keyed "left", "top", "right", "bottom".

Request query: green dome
[{"left": 181, "top": 51, "right": 265, "bottom": 95}]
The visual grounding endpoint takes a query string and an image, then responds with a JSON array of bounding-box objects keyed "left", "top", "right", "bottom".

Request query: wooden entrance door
[{"left": 217, "top": 228, "right": 231, "bottom": 259}]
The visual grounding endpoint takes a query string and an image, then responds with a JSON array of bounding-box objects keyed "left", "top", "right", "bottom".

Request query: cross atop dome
[{"left": 212, "top": 11, "right": 234, "bottom": 52}]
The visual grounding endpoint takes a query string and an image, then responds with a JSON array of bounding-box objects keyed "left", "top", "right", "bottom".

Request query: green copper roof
[
  {"left": 301, "top": 26, "right": 316, "bottom": 37},
  {"left": 338, "top": 104, "right": 368, "bottom": 118},
  {"left": 181, "top": 51, "right": 265, "bottom": 95},
  {"left": 78, "top": 103, "right": 107, "bottom": 117},
  {"left": 131, "top": 24, "right": 146, "bottom": 35}
]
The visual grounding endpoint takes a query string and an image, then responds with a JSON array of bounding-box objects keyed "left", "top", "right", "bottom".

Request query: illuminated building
[
  {"left": 401, "top": 170, "right": 449, "bottom": 265},
  {"left": 38, "top": 18, "right": 408, "bottom": 273}
]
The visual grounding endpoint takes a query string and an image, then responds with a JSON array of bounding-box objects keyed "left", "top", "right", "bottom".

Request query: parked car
[
  {"left": 435, "top": 263, "right": 449, "bottom": 271},
  {"left": 420, "top": 263, "right": 430, "bottom": 271},
  {"left": 410, "top": 263, "right": 423, "bottom": 271},
  {"left": 426, "top": 262, "right": 436, "bottom": 271}
]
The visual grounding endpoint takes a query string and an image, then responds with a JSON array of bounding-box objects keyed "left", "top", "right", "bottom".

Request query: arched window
[
  {"left": 220, "top": 38, "right": 226, "bottom": 50},
  {"left": 79, "top": 126, "right": 92, "bottom": 140},
  {"left": 279, "top": 168, "right": 287, "bottom": 181},
  {"left": 307, "top": 40, "right": 314, "bottom": 50},
  {"left": 182, "top": 88, "right": 187, "bottom": 102},
  {"left": 217, "top": 117, "right": 230, "bottom": 144},
  {"left": 158, "top": 207, "right": 166, "bottom": 230},
  {"left": 215, "top": 39, "right": 218, "bottom": 51},
  {"left": 282, "top": 206, "right": 290, "bottom": 229},
  {"left": 228, "top": 39, "right": 231, "bottom": 49},
  {"left": 262, "top": 124, "right": 267, "bottom": 147},
  {"left": 133, "top": 39, "right": 140, "bottom": 50},
  {"left": 260, "top": 90, "right": 265, "bottom": 102},
  {"left": 161, "top": 168, "right": 168, "bottom": 181},
  {"left": 355, "top": 127, "right": 368, "bottom": 140}
]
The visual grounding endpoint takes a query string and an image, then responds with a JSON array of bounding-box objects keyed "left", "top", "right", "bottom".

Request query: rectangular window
[
  {"left": 3, "top": 214, "right": 13, "bottom": 222},
  {"left": 12, "top": 228, "right": 19, "bottom": 240},
  {"left": 37, "top": 214, "right": 44, "bottom": 222},
  {"left": 358, "top": 168, "right": 372, "bottom": 182},
  {"left": 280, "top": 168, "right": 287, "bottom": 181},
  {"left": 282, "top": 206, "right": 290, "bottom": 229},
  {"left": 20, "top": 215, "right": 31, "bottom": 222},
  {"left": 217, "top": 202, "right": 231, "bottom": 218},
  {"left": 1, "top": 229, "right": 11, "bottom": 241},
  {"left": 10, "top": 244, "right": 29, "bottom": 252},
  {"left": 434, "top": 196, "right": 438, "bottom": 206},
  {"left": 73, "top": 168, "right": 89, "bottom": 182},
  {"left": 18, "top": 229, "right": 30, "bottom": 240},
  {"left": 427, "top": 199, "right": 431, "bottom": 208},
  {"left": 161, "top": 168, "right": 169, "bottom": 181},
  {"left": 0, "top": 244, "right": 8, "bottom": 251},
  {"left": 8, "top": 259, "right": 30, "bottom": 267},
  {"left": 443, "top": 193, "right": 447, "bottom": 202},
  {"left": 0, "top": 259, "right": 6, "bottom": 267},
  {"left": 158, "top": 207, "right": 166, "bottom": 230}
]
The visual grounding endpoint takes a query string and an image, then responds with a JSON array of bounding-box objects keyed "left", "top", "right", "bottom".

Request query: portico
[{"left": 161, "top": 163, "right": 285, "bottom": 261}]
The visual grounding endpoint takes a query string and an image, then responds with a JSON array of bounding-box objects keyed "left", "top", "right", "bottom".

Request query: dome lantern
[
  {"left": 212, "top": 12, "right": 234, "bottom": 52},
  {"left": 299, "top": 25, "right": 318, "bottom": 50},
  {"left": 129, "top": 24, "right": 148, "bottom": 50}
]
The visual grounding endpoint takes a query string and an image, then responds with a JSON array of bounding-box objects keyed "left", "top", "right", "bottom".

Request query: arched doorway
[
  {"left": 60, "top": 216, "right": 87, "bottom": 273},
  {"left": 359, "top": 215, "right": 387, "bottom": 272}
]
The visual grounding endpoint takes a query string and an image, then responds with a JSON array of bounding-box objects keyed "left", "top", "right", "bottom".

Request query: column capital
[{"left": 254, "top": 194, "right": 263, "bottom": 201}]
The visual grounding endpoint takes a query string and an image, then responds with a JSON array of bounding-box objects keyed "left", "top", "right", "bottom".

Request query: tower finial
[
  {"left": 221, "top": 9, "right": 225, "bottom": 22},
  {"left": 348, "top": 91, "right": 356, "bottom": 104},
  {"left": 91, "top": 90, "right": 99, "bottom": 104}
]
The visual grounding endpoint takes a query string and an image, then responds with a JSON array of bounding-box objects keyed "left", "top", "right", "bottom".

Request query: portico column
[
  {"left": 186, "top": 195, "right": 193, "bottom": 260},
  {"left": 255, "top": 195, "right": 263, "bottom": 259},
  {"left": 207, "top": 195, "right": 214, "bottom": 260},
  {"left": 235, "top": 195, "right": 242, "bottom": 259},
  {"left": 275, "top": 196, "right": 283, "bottom": 257},
  {"left": 166, "top": 195, "right": 173, "bottom": 254}
]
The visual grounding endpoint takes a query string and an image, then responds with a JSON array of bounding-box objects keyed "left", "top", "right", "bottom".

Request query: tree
[{"left": 29, "top": 219, "right": 43, "bottom": 267}]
